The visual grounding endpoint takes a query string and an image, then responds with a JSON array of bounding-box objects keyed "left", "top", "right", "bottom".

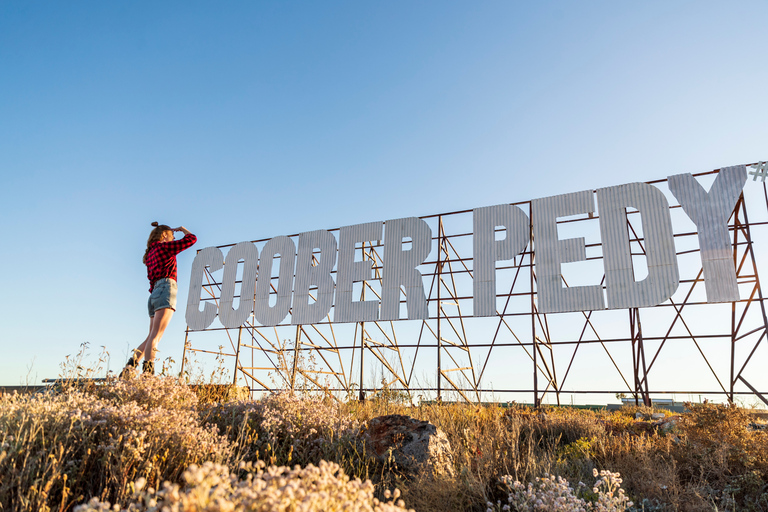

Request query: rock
[
  {"left": 363, "top": 414, "right": 454, "bottom": 477},
  {"left": 651, "top": 413, "right": 666, "bottom": 420},
  {"left": 653, "top": 415, "right": 681, "bottom": 434},
  {"left": 631, "top": 420, "right": 655, "bottom": 435},
  {"left": 635, "top": 412, "right": 645, "bottom": 420}
]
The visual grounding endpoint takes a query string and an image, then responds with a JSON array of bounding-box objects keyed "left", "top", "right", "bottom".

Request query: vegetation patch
[{"left": 1, "top": 376, "right": 766, "bottom": 511}]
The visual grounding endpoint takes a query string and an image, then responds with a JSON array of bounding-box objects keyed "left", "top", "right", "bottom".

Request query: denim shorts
[{"left": 148, "top": 278, "right": 177, "bottom": 317}]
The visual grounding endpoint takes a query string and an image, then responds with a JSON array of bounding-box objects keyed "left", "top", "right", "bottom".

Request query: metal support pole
[
  {"left": 630, "top": 309, "right": 639, "bottom": 406},
  {"left": 232, "top": 326, "right": 243, "bottom": 386},
  {"left": 630, "top": 308, "right": 651, "bottom": 406},
  {"left": 180, "top": 327, "right": 190, "bottom": 379},
  {"left": 291, "top": 325, "right": 301, "bottom": 392},
  {"left": 437, "top": 216, "right": 442, "bottom": 402},
  {"left": 730, "top": 302, "right": 736, "bottom": 405},
  {"left": 359, "top": 239, "right": 368, "bottom": 401},
  {"left": 530, "top": 207, "right": 539, "bottom": 407},
  {"left": 738, "top": 192, "right": 768, "bottom": 405},
  {"left": 729, "top": 196, "right": 742, "bottom": 404},
  {"left": 359, "top": 321, "right": 365, "bottom": 400}
]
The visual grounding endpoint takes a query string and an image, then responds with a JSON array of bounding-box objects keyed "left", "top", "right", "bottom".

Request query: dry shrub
[
  {"left": 343, "top": 400, "right": 768, "bottom": 511},
  {"left": 91, "top": 374, "right": 199, "bottom": 411},
  {"left": 671, "top": 402, "right": 768, "bottom": 510},
  {"left": 396, "top": 471, "right": 487, "bottom": 512},
  {"left": 5, "top": 372, "right": 768, "bottom": 512},
  {"left": 0, "top": 391, "right": 100, "bottom": 512},
  {"left": 520, "top": 407, "right": 607, "bottom": 447},
  {"left": 203, "top": 391, "right": 367, "bottom": 472},
  {"left": 414, "top": 405, "right": 606, "bottom": 494},
  {"left": 188, "top": 383, "right": 249, "bottom": 403},
  {"left": 339, "top": 401, "right": 611, "bottom": 511},
  {"left": 591, "top": 432, "right": 678, "bottom": 508},
  {"left": 493, "top": 468, "right": 632, "bottom": 512},
  {"left": 338, "top": 401, "right": 493, "bottom": 511},
  {"left": 676, "top": 402, "right": 768, "bottom": 479},
  {"left": 74, "top": 460, "right": 413, "bottom": 512},
  {"left": 0, "top": 377, "right": 231, "bottom": 512}
]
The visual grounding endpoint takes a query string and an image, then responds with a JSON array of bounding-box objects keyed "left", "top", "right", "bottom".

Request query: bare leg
[
  {"left": 135, "top": 316, "right": 154, "bottom": 358},
  {"left": 142, "top": 307, "right": 175, "bottom": 362},
  {"left": 120, "top": 317, "right": 153, "bottom": 376}
]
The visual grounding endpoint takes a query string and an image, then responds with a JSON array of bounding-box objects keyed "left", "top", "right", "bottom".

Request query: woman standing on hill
[{"left": 120, "top": 222, "right": 197, "bottom": 377}]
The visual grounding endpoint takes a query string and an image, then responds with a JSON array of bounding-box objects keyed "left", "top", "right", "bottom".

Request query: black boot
[
  {"left": 142, "top": 360, "right": 155, "bottom": 376},
  {"left": 119, "top": 353, "right": 140, "bottom": 379}
]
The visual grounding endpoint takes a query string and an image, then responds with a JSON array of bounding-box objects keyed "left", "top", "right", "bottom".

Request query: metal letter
[
  {"left": 668, "top": 165, "right": 746, "bottom": 302},
  {"left": 381, "top": 217, "right": 432, "bottom": 321},
  {"left": 532, "top": 190, "right": 605, "bottom": 313},
  {"left": 219, "top": 242, "right": 259, "bottom": 328},
  {"left": 253, "top": 236, "right": 296, "bottom": 327},
  {"left": 292, "top": 230, "right": 338, "bottom": 325},
  {"left": 473, "top": 204, "right": 530, "bottom": 317},
  {"left": 597, "top": 182, "right": 679, "bottom": 309},
  {"left": 335, "top": 222, "right": 383, "bottom": 323},
  {"left": 185, "top": 246, "right": 224, "bottom": 330}
]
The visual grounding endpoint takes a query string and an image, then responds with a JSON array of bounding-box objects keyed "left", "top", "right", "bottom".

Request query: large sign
[
  {"left": 181, "top": 164, "right": 768, "bottom": 405},
  {"left": 186, "top": 165, "right": 747, "bottom": 330}
]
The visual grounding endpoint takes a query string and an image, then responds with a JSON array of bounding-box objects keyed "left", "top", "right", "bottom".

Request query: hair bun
[{"left": 151, "top": 221, "right": 159, "bottom": 227}]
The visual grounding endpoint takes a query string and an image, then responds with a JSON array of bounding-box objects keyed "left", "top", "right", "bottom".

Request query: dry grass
[
  {"left": 0, "top": 377, "right": 230, "bottom": 512},
  {"left": 74, "top": 460, "right": 412, "bottom": 512},
  {"left": 336, "top": 399, "right": 768, "bottom": 511},
  {"left": 1, "top": 376, "right": 767, "bottom": 511}
]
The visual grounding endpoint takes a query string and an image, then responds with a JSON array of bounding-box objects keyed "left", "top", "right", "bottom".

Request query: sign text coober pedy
[{"left": 186, "top": 165, "right": 747, "bottom": 330}]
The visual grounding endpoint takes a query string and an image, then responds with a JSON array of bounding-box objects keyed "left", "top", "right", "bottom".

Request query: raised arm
[{"left": 160, "top": 227, "right": 197, "bottom": 255}]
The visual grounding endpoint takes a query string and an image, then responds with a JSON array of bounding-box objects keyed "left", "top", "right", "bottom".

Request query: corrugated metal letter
[
  {"left": 253, "top": 236, "right": 296, "bottom": 327},
  {"left": 292, "top": 230, "right": 338, "bottom": 325},
  {"left": 219, "top": 242, "right": 259, "bottom": 328},
  {"left": 532, "top": 190, "right": 605, "bottom": 313},
  {"left": 185, "top": 246, "right": 224, "bottom": 330},
  {"left": 473, "top": 204, "right": 530, "bottom": 317},
  {"left": 335, "top": 222, "right": 383, "bottom": 323},
  {"left": 668, "top": 165, "right": 746, "bottom": 303},
  {"left": 381, "top": 217, "right": 432, "bottom": 321},
  {"left": 597, "top": 182, "right": 679, "bottom": 309}
]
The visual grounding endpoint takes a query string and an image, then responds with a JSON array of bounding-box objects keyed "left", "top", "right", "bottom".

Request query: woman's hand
[{"left": 174, "top": 226, "right": 192, "bottom": 235}]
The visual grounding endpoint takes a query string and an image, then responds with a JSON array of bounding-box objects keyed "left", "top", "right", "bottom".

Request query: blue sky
[{"left": 1, "top": 2, "right": 767, "bottom": 394}]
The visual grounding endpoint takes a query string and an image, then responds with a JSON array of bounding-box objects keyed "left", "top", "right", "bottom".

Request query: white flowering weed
[
  {"left": 489, "top": 469, "right": 632, "bottom": 512},
  {"left": 92, "top": 375, "right": 199, "bottom": 411},
  {"left": 204, "top": 391, "right": 361, "bottom": 466},
  {"left": 75, "top": 459, "right": 413, "bottom": 512},
  {"left": 0, "top": 378, "right": 231, "bottom": 512}
]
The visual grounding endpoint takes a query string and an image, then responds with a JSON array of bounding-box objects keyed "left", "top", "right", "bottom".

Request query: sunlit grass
[{"left": 1, "top": 356, "right": 766, "bottom": 511}]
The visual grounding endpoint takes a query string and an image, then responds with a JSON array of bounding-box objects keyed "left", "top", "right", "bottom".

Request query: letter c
[{"left": 185, "top": 246, "right": 224, "bottom": 330}]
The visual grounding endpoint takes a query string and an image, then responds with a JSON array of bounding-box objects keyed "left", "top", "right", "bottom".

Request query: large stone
[
  {"left": 653, "top": 415, "right": 681, "bottom": 434},
  {"left": 363, "top": 414, "right": 454, "bottom": 477}
]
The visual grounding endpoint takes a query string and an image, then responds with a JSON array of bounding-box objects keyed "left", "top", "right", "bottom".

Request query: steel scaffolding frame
[{"left": 181, "top": 166, "right": 768, "bottom": 406}]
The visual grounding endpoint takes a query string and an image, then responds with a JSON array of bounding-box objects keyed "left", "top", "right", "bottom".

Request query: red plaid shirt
[{"left": 145, "top": 233, "right": 197, "bottom": 291}]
